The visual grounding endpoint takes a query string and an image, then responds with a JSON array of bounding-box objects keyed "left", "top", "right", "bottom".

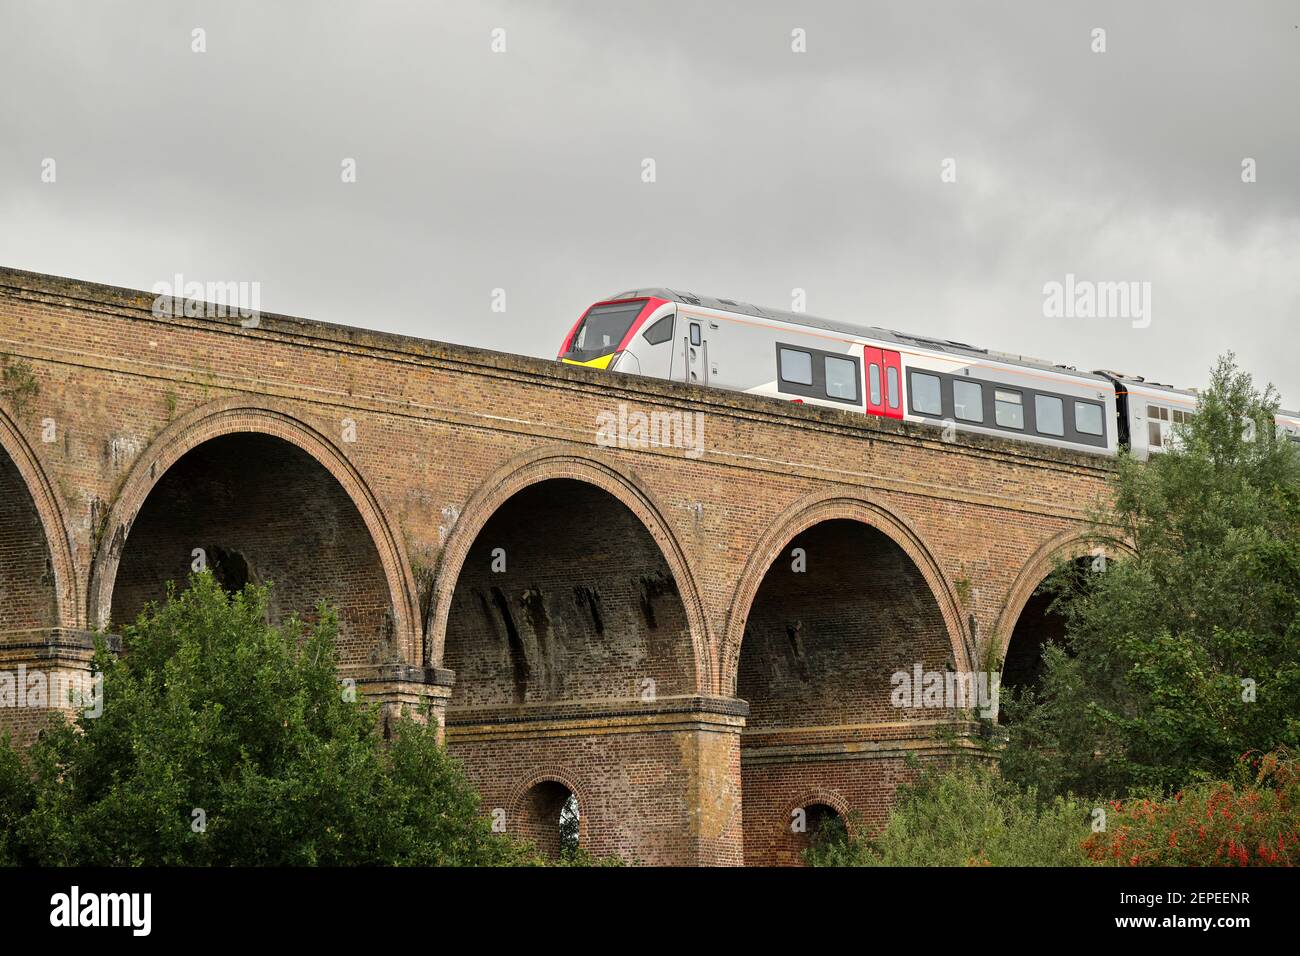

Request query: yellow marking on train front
[{"left": 561, "top": 353, "right": 616, "bottom": 369}]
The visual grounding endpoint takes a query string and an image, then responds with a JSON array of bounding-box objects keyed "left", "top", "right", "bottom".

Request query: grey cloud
[{"left": 1, "top": 0, "right": 1296, "bottom": 402}]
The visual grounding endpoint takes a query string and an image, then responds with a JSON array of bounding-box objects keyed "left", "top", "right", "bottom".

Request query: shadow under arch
[
  {"left": 509, "top": 766, "right": 588, "bottom": 859},
  {"left": 86, "top": 397, "right": 420, "bottom": 660},
  {"left": 719, "top": 490, "right": 969, "bottom": 696},
  {"left": 509, "top": 765, "right": 588, "bottom": 812},
  {"left": 993, "top": 527, "right": 1134, "bottom": 666},
  {"left": 783, "top": 787, "right": 852, "bottom": 835},
  {"left": 426, "top": 446, "right": 711, "bottom": 694},
  {"left": 783, "top": 788, "right": 853, "bottom": 862},
  {"left": 0, "top": 407, "right": 79, "bottom": 629}
]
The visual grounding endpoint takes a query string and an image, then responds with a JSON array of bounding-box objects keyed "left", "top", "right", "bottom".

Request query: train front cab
[{"left": 558, "top": 296, "right": 677, "bottom": 379}]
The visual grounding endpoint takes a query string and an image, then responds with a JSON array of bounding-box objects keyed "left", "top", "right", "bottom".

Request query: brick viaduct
[{"left": 0, "top": 267, "right": 1116, "bottom": 865}]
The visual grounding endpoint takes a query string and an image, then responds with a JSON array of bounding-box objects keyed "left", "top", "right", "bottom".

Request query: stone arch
[
  {"left": 509, "top": 767, "right": 588, "bottom": 859},
  {"left": 773, "top": 788, "right": 852, "bottom": 865},
  {"left": 509, "top": 765, "right": 587, "bottom": 810},
  {"left": 729, "top": 490, "right": 968, "bottom": 866},
  {"left": 720, "top": 490, "right": 968, "bottom": 695},
  {"left": 993, "top": 527, "right": 1133, "bottom": 665},
  {"left": 0, "top": 407, "right": 78, "bottom": 629},
  {"left": 784, "top": 787, "right": 851, "bottom": 827},
  {"left": 427, "top": 446, "right": 710, "bottom": 693},
  {"left": 86, "top": 397, "right": 419, "bottom": 661}
]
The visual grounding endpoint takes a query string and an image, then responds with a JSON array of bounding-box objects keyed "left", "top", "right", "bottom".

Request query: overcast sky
[{"left": 2, "top": 1, "right": 1297, "bottom": 403}]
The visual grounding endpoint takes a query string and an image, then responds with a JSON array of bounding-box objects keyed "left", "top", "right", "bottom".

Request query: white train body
[{"left": 558, "top": 288, "right": 1297, "bottom": 461}]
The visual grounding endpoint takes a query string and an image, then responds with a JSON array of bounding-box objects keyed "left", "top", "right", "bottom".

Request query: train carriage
[{"left": 558, "top": 288, "right": 1293, "bottom": 461}]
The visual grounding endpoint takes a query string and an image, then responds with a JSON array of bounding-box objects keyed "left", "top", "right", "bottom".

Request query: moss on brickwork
[{"left": 0, "top": 355, "right": 38, "bottom": 418}]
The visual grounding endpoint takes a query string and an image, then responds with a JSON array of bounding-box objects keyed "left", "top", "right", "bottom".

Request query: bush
[
  {"left": 1002, "top": 356, "right": 1300, "bottom": 800},
  {"left": 0, "top": 573, "right": 535, "bottom": 866},
  {"left": 1082, "top": 748, "right": 1300, "bottom": 866},
  {"left": 0, "top": 740, "right": 30, "bottom": 866},
  {"left": 806, "top": 760, "right": 1094, "bottom": 867}
]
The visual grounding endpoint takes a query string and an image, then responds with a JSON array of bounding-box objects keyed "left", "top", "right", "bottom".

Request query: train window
[
  {"left": 689, "top": 323, "right": 702, "bottom": 347},
  {"left": 825, "top": 356, "right": 858, "bottom": 401},
  {"left": 910, "top": 372, "right": 942, "bottom": 415},
  {"left": 953, "top": 380, "right": 983, "bottom": 422},
  {"left": 642, "top": 315, "right": 673, "bottom": 345},
  {"left": 869, "top": 364, "right": 882, "bottom": 406},
  {"left": 995, "top": 390, "right": 1024, "bottom": 429},
  {"left": 775, "top": 344, "right": 860, "bottom": 405},
  {"left": 570, "top": 301, "right": 644, "bottom": 358},
  {"left": 1149, "top": 421, "right": 1163, "bottom": 448},
  {"left": 779, "top": 347, "right": 813, "bottom": 386},
  {"left": 1075, "top": 402, "right": 1104, "bottom": 436},
  {"left": 886, "top": 366, "right": 900, "bottom": 408},
  {"left": 1035, "top": 395, "right": 1065, "bottom": 436},
  {"left": 1147, "top": 404, "right": 1169, "bottom": 422}
]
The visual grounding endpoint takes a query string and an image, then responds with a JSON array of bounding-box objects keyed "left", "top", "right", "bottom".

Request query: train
[{"left": 557, "top": 288, "right": 1300, "bottom": 460}]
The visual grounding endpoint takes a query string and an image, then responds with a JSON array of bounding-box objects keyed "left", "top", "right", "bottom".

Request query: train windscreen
[{"left": 567, "top": 301, "right": 645, "bottom": 359}]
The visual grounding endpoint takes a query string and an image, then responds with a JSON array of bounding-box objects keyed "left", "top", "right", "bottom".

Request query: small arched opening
[{"left": 518, "top": 780, "right": 580, "bottom": 861}]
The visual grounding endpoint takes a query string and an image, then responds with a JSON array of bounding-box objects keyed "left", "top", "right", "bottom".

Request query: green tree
[
  {"left": 0, "top": 573, "right": 532, "bottom": 866},
  {"left": 1002, "top": 354, "right": 1300, "bottom": 799},
  {"left": 805, "top": 759, "right": 1092, "bottom": 867}
]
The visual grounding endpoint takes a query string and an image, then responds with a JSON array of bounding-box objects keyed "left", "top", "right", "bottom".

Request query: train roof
[
  {"left": 1103, "top": 373, "right": 1299, "bottom": 420},
  {"left": 1099, "top": 373, "right": 1200, "bottom": 397},
  {"left": 607, "top": 287, "right": 1110, "bottom": 381}
]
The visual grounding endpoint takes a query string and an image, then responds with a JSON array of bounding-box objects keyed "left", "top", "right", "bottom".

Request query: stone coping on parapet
[
  {"left": 741, "top": 717, "right": 998, "bottom": 748},
  {"left": 344, "top": 662, "right": 456, "bottom": 687},
  {"left": 0, "top": 266, "right": 1117, "bottom": 472},
  {"left": 0, "top": 627, "right": 121, "bottom": 661},
  {"left": 741, "top": 729, "right": 995, "bottom": 766},
  {"left": 445, "top": 694, "right": 751, "bottom": 740}
]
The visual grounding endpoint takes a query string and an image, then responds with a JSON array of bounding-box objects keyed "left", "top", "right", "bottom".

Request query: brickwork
[
  {"left": 0, "top": 629, "right": 106, "bottom": 747},
  {"left": 514, "top": 778, "right": 575, "bottom": 860},
  {"left": 739, "top": 520, "right": 950, "bottom": 727},
  {"left": 448, "top": 699, "right": 746, "bottom": 865},
  {"left": 445, "top": 478, "right": 694, "bottom": 706},
  {"left": 736, "top": 519, "right": 957, "bottom": 863},
  {"left": 0, "top": 450, "right": 57, "bottom": 633},
  {"left": 744, "top": 754, "right": 929, "bottom": 866},
  {"left": 0, "top": 267, "right": 1117, "bottom": 864},
  {"left": 110, "top": 432, "right": 393, "bottom": 666}
]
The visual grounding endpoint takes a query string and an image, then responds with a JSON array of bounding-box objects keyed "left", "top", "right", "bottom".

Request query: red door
[
  {"left": 881, "top": 350, "right": 903, "bottom": 419},
  {"left": 864, "top": 347, "right": 886, "bottom": 417}
]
